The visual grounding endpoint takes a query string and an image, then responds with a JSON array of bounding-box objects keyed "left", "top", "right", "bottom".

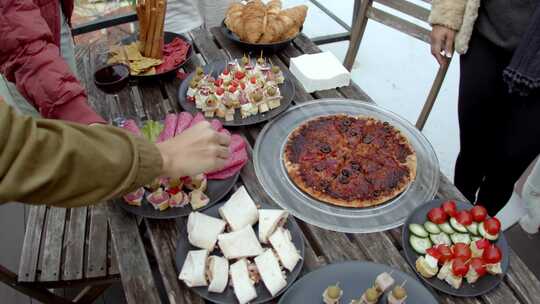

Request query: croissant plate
[{"left": 225, "top": 0, "right": 308, "bottom": 44}]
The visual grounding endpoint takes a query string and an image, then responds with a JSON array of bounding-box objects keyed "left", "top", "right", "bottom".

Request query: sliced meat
[
  {"left": 175, "top": 112, "right": 193, "bottom": 135},
  {"left": 230, "top": 134, "right": 246, "bottom": 153},
  {"left": 206, "top": 161, "right": 246, "bottom": 179},
  {"left": 122, "top": 119, "right": 142, "bottom": 136},
  {"left": 210, "top": 119, "right": 223, "bottom": 131},
  {"left": 207, "top": 148, "right": 248, "bottom": 175},
  {"left": 157, "top": 113, "right": 178, "bottom": 142}
]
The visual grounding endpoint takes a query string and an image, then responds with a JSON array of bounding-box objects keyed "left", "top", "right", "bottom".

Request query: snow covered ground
[{"left": 283, "top": 0, "right": 461, "bottom": 180}]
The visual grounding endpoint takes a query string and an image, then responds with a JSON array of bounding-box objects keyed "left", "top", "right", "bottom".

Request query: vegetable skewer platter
[
  {"left": 115, "top": 113, "right": 245, "bottom": 219},
  {"left": 402, "top": 199, "right": 509, "bottom": 297},
  {"left": 175, "top": 186, "right": 305, "bottom": 304},
  {"left": 278, "top": 261, "right": 437, "bottom": 304}
]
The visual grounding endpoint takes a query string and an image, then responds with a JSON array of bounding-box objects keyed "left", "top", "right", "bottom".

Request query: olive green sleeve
[{"left": 0, "top": 101, "right": 163, "bottom": 207}]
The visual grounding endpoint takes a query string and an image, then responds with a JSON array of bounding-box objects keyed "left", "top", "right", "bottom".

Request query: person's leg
[
  {"left": 477, "top": 93, "right": 540, "bottom": 215},
  {"left": 455, "top": 33, "right": 505, "bottom": 202}
]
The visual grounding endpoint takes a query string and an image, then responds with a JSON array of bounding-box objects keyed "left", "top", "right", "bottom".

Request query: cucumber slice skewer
[
  {"left": 467, "top": 222, "right": 479, "bottom": 235},
  {"left": 439, "top": 222, "right": 455, "bottom": 234},
  {"left": 450, "top": 233, "right": 471, "bottom": 244},
  {"left": 409, "top": 235, "right": 432, "bottom": 255},
  {"left": 409, "top": 224, "right": 429, "bottom": 238},
  {"left": 424, "top": 221, "right": 441, "bottom": 234},
  {"left": 430, "top": 232, "right": 452, "bottom": 246},
  {"left": 450, "top": 217, "right": 468, "bottom": 233}
]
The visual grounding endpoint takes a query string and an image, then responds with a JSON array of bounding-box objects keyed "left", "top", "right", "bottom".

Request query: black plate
[
  {"left": 279, "top": 261, "right": 438, "bottom": 303},
  {"left": 121, "top": 31, "right": 193, "bottom": 79},
  {"left": 402, "top": 199, "right": 510, "bottom": 297},
  {"left": 175, "top": 201, "right": 305, "bottom": 303},
  {"left": 117, "top": 172, "right": 239, "bottom": 219},
  {"left": 178, "top": 60, "right": 295, "bottom": 127},
  {"left": 220, "top": 20, "right": 302, "bottom": 53}
]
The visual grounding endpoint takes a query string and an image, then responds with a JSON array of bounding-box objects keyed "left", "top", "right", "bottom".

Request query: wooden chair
[
  {"left": 0, "top": 205, "right": 120, "bottom": 304},
  {"left": 344, "top": 0, "right": 451, "bottom": 130}
]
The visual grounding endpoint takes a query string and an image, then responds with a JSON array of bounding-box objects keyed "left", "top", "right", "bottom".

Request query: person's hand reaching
[
  {"left": 156, "top": 121, "right": 231, "bottom": 178},
  {"left": 430, "top": 25, "right": 456, "bottom": 65}
]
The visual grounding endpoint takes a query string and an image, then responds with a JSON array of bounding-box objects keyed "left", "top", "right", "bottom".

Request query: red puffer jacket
[{"left": 0, "top": 0, "right": 105, "bottom": 124}]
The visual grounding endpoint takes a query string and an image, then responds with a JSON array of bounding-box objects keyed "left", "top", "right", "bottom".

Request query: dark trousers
[{"left": 456, "top": 32, "right": 540, "bottom": 216}]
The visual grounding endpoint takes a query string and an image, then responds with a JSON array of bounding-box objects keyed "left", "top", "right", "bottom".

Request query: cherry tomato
[
  {"left": 167, "top": 186, "right": 181, "bottom": 195},
  {"left": 442, "top": 200, "right": 458, "bottom": 217},
  {"left": 436, "top": 244, "right": 454, "bottom": 264},
  {"left": 240, "top": 82, "right": 246, "bottom": 90},
  {"left": 234, "top": 71, "right": 245, "bottom": 80},
  {"left": 470, "top": 257, "right": 487, "bottom": 277},
  {"left": 222, "top": 69, "right": 229, "bottom": 75},
  {"left": 231, "top": 79, "right": 240, "bottom": 87},
  {"left": 427, "top": 207, "right": 448, "bottom": 224},
  {"left": 471, "top": 205, "right": 488, "bottom": 222},
  {"left": 426, "top": 247, "right": 442, "bottom": 260},
  {"left": 228, "top": 86, "right": 237, "bottom": 93},
  {"left": 214, "top": 78, "right": 223, "bottom": 87},
  {"left": 484, "top": 217, "right": 501, "bottom": 235},
  {"left": 452, "top": 243, "right": 472, "bottom": 260},
  {"left": 475, "top": 238, "right": 490, "bottom": 250},
  {"left": 250, "top": 76, "right": 257, "bottom": 84},
  {"left": 482, "top": 244, "right": 502, "bottom": 264},
  {"left": 452, "top": 257, "right": 470, "bottom": 277},
  {"left": 216, "top": 87, "right": 225, "bottom": 96},
  {"left": 456, "top": 210, "right": 473, "bottom": 226},
  {"left": 187, "top": 96, "right": 195, "bottom": 103}
]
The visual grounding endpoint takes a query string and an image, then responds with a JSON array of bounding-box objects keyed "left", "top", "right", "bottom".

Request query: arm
[
  {"left": 0, "top": 0, "right": 105, "bottom": 124},
  {"left": 428, "top": 0, "right": 467, "bottom": 65},
  {"left": 0, "top": 100, "right": 231, "bottom": 208}
]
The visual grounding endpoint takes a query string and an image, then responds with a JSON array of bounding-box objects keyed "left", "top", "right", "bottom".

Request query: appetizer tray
[
  {"left": 121, "top": 31, "right": 193, "bottom": 79},
  {"left": 178, "top": 60, "right": 295, "bottom": 127},
  {"left": 254, "top": 99, "right": 440, "bottom": 233},
  {"left": 117, "top": 172, "right": 239, "bottom": 219},
  {"left": 402, "top": 199, "right": 509, "bottom": 297},
  {"left": 279, "top": 261, "right": 438, "bottom": 303},
  {"left": 175, "top": 199, "right": 305, "bottom": 303}
]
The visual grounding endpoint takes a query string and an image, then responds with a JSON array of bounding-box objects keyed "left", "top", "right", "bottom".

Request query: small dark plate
[
  {"left": 279, "top": 261, "right": 438, "bottom": 303},
  {"left": 117, "top": 172, "right": 239, "bottom": 219},
  {"left": 175, "top": 201, "right": 305, "bottom": 304},
  {"left": 220, "top": 20, "right": 302, "bottom": 53},
  {"left": 121, "top": 31, "right": 193, "bottom": 79},
  {"left": 402, "top": 199, "right": 510, "bottom": 297},
  {"left": 178, "top": 60, "right": 295, "bottom": 127}
]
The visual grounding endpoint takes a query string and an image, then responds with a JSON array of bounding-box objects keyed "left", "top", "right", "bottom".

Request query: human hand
[
  {"left": 430, "top": 25, "right": 456, "bottom": 65},
  {"left": 155, "top": 121, "right": 231, "bottom": 178}
]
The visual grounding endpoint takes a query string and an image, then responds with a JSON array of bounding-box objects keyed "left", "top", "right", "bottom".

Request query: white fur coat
[{"left": 429, "top": 0, "right": 481, "bottom": 54}]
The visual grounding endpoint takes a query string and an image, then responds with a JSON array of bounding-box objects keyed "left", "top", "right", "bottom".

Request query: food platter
[
  {"left": 120, "top": 31, "right": 193, "bottom": 79},
  {"left": 254, "top": 99, "right": 440, "bottom": 233},
  {"left": 117, "top": 172, "right": 239, "bottom": 219},
  {"left": 178, "top": 60, "right": 295, "bottom": 126},
  {"left": 279, "top": 261, "right": 438, "bottom": 303},
  {"left": 402, "top": 199, "right": 509, "bottom": 297},
  {"left": 220, "top": 20, "right": 302, "bottom": 53},
  {"left": 175, "top": 200, "right": 305, "bottom": 303}
]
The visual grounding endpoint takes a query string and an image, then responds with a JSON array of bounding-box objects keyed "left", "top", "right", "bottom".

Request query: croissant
[{"left": 225, "top": 0, "right": 308, "bottom": 44}]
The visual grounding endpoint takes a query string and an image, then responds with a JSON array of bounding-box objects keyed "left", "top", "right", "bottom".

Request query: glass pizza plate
[{"left": 254, "top": 99, "right": 440, "bottom": 233}]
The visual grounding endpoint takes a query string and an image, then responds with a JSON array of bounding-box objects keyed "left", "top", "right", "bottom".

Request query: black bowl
[
  {"left": 94, "top": 63, "right": 130, "bottom": 94},
  {"left": 121, "top": 31, "right": 193, "bottom": 79},
  {"left": 220, "top": 20, "right": 302, "bottom": 53},
  {"left": 402, "top": 199, "right": 510, "bottom": 297}
]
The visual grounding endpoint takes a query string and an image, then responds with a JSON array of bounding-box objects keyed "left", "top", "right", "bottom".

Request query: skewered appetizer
[
  {"left": 178, "top": 186, "right": 301, "bottom": 302},
  {"left": 323, "top": 283, "right": 343, "bottom": 304},
  {"left": 409, "top": 201, "right": 504, "bottom": 289},
  {"left": 387, "top": 285, "right": 408, "bottom": 304},
  {"left": 186, "top": 55, "right": 285, "bottom": 121}
]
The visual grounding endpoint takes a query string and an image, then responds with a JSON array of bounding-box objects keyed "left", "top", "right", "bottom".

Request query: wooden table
[{"left": 76, "top": 27, "right": 540, "bottom": 304}]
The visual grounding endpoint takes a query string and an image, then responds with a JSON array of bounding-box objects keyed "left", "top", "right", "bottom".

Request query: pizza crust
[{"left": 283, "top": 115, "right": 417, "bottom": 209}]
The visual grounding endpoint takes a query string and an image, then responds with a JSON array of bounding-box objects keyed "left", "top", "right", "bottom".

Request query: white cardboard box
[{"left": 289, "top": 51, "right": 351, "bottom": 93}]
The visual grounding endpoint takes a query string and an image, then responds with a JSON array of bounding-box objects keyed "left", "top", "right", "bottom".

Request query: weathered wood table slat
[{"left": 73, "top": 27, "right": 540, "bottom": 304}]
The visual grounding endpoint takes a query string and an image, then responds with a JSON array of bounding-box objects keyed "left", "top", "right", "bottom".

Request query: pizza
[{"left": 283, "top": 114, "right": 417, "bottom": 208}]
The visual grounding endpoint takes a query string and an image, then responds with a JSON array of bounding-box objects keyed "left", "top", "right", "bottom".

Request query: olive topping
[
  {"left": 251, "top": 91, "right": 263, "bottom": 103},
  {"left": 325, "top": 284, "right": 342, "bottom": 300},
  {"left": 320, "top": 144, "right": 331, "bottom": 154},
  {"left": 257, "top": 56, "right": 265, "bottom": 65},
  {"left": 341, "top": 169, "right": 351, "bottom": 177},
  {"left": 319, "top": 180, "right": 330, "bottom": 190},
  {"left": 338, "top": 175, "right": 349, "bottom": 184},
  {"left": 383, "top": 121, "right": 389, "bottom": 126},
  {"left": 342, "top": 119, "right": 352, "bottom": 126},
  {"left": 271, "top": 65, "right": 280, "bottom": 74},
  {"left": 392, "top": 286, "right": 407, "bottom": 299},
  {"left": 351, "top": 162, "right": 360, "bottom": 171},
  {"left": 348, "top": 130, "right": 358, "bottom": 137},
  {"left": 195, "top": 66, "right": 204, "bottom": 75},
  {"left": 241, "top": 55, "right": 249, "bottom": 66},
  {"left": 363, "top": 134, "right": 374, "bottom": 144},
  {"left": 266, "top": 86, "right": 277, "bottom": 96},
  {"left": 365, "top": 288, "right": 379, "bottom": 302},
  {"left": 189, "top": 80, "right": 198, "bottom": 89}
]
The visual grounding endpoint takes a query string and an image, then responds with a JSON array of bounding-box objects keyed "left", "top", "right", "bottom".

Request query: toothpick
[{"left": 400, "top": 280, "right": 407, "bottom": 288}]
